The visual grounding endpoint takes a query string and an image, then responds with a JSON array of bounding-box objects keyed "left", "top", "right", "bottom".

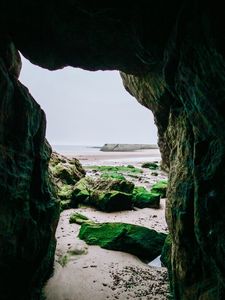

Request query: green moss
[
  {"left": 72, "top": 177, "right": 134, "bottom": 212},
  {"left": 58, "top": 184, "right": 73, "bottom": 200},
  {"left": 79, "top": 222, "right": 167, "bottom": 261},
  {"left": 132, "top": 186, "right": 160, "bottom": 208},
  {"left": 60, "top": 199, "right": 71, "bottom": 211},
  {"left": 50, "top": 163, "right": 75, "bottom": 185},
  {"left": 58, "top": 254, "right": 69, "bottom": 267},
  {"left": 150, "top": 180, "right": 168, "bottom": 198},
  {"left": 69, "top": 212, "right": 92, "bottom": 225},
  {"left": 86, "top": 165, "right": 143, "bottom": 174},
  {"left": 72, "top": 177, "right": 91, "bottom": 206},
  {"left": 91, "top": 190, "right": 132, "bottom": 212},
  {"left": 161, "top": 234, "right": 172, "bottom": 295},
  {"left": 161, "top": 234, "right": 172, "bottom": 268},
  {"left": 141, "top": 162, "right": 159, "bottom": 170},
  {"left": 100, "top": 172, "right": 125, "bottom": 180}
]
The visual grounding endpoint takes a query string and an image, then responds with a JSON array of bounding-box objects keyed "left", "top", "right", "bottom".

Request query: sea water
[{"left": 52, "top": 145, "right": 101, "bottom": 156}]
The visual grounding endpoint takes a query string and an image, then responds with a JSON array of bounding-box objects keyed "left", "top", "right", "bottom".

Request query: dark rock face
[
  {"left": 0, "top": 40, "right": 59, "bottom": 300},
  {"left": 0, "top": 1, "right": 225, "bottom": 300},
  {"left": 121, "top": 72, "right": 173, "bottom": 171},
  {"left": 0, "top": 1, "right": 182, "bottom": 73}
]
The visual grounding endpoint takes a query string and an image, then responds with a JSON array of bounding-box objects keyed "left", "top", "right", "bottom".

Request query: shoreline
[{"left": 57, "top": 148, "right": 161, "bottom": 165}]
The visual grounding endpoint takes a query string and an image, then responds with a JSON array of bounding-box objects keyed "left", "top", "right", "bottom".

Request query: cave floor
[{"left": 44, "top": 152, "right": 169, "bottom": 300}]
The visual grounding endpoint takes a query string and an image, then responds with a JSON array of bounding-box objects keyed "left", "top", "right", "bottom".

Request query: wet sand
[{"left": 66, "top": 149, "right": 161, "bottom": 165}]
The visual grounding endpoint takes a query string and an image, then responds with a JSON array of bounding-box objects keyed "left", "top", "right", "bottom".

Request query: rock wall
[
  {"left": 0, "top": 1, "right": 225, "bottom": 300},
  {"left": 0, "top": 38, "right": 59, "bottom": 300},
  {"left": 121, "top": 72, "right": 173, "bottom": 171},
  {"left": 122, "top": 3, "right": 225, "bottom": 299}
]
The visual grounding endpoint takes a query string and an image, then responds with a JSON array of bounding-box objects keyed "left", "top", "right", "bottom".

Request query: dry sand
[{"left": 44, "top": 150, "right": 170, "bottom": 300}]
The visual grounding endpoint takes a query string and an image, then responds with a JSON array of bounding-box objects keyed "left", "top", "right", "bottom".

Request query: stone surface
[
  {"left": 150, "top": 180, "right": 168, "bottom": 198},
  {"left": 121, "top": 72, "right": 172, "bottom": 172},
  {"left": 0, "top": 41, "right": 59, "bottom": 300},
  {"left": 49, "top": 151, "right": 85, "bottom": 207},
  {"left": 132, "top": 186, "right": 160, "bottom": 209},
  {"left": 141, "top": 162, "right": 159, "bottom": 170},
  {"left": 69, "top": 212, "right": 91, "bottom": 225},
  {"left": 79, "top": 222, "right": 167, "bottom": 261},
  {"left": 72, "top": 177, "right": 134, "bottom": 212}
]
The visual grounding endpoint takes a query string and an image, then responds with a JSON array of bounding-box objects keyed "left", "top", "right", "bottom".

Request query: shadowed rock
[{"left": 72, "top": 177, "right": 134, "bottom": 212}]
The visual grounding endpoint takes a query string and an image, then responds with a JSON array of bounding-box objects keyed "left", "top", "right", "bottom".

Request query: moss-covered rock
[
  {"left": 50, "top": 152, "right": 85, "bottom": 186},
  {"left": 151, "top": 180, "right": 168, "bottom": 198},
  {"left": 57, "top": 184, "right": 74, "bottom": 200},
  {"left": 72, "top": 177, "right": 134, "bottom": 212},
  {"left": 86, "top": 165, "right": 143, "bottom": 175},
  {"left": 49, "top": 152, "right": 86, "bottom": 210},
  {"left": 69, "top": 212, "right": 92, "bottom": 225},
  {"left": 79, "top": 222, "right": 167, "bottom": 261},
  {"left": 60, "top": 200, "right": 71, "bottom": 211},
  {"left": 132, "top": 186, "right": 160, "bottom": 208},
  {"left": 141, "top": 162, "right": 159, "bottom": 170},
  {"left": 100, "top": 172, "right": 126, "bottom": 180}
]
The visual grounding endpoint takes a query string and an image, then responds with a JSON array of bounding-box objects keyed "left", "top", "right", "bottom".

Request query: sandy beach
[{"left": 44, "top": 149, "right": 169, "bottom": 300}]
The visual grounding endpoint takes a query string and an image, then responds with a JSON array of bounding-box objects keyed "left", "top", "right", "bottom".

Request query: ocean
[{"left": 52, "top": 145, "right": 101, "bottom": 156}]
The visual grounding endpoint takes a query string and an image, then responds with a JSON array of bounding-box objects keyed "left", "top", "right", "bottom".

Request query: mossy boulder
[
  {"left": 150, "top": 180, "right": 168, "bottom": 198},
  {"left": 100, "top": 172, "right": 126, "bottom": 180},
  {"left": 72, "top": 177, "right": 134, "bottom": 212},
  {"left": 50, "top": 152, "right": 85, "bottom": 185},
  {"left": 49, "top": 152, "right": 86, "bottom": 209},
  {"left": 69, "top": 212, "right": 93, "bottom": 225},
  {"left": 79, "top": 222, "right": 167, "bottom": 261},
  {"left": 60, "top": 200, "right": 71, "bottom": 211},
  {"left": 141, "top": 162, "right": 159, "bottom": 170},
  {"left": 132, "top": 186, "right": 160, "bottom": 208},
  {"left": 86, "top": 165, "right": 143, "bottom": 176},
  {"left": 57, "top": 184, "right": 74, "bottom": 200}
]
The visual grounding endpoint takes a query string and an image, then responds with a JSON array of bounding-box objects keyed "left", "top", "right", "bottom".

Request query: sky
[{"left": 19, "top": 55, "right": 157, "bottom": 146}]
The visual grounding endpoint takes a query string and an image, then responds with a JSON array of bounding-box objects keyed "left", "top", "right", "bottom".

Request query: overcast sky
[{"left": 19, "top": 56, "right": 157, "bottom": 146}]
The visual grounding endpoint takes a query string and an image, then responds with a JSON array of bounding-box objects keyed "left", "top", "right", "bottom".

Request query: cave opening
[{"left": 18, "top": 55, "right": 169, "bottom": 299}]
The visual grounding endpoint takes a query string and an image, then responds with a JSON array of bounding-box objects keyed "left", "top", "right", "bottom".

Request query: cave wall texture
[{"left": 1, "top": 1, "right": 225, "bottom": 299}]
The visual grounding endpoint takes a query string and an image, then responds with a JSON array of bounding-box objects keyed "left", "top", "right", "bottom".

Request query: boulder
[
  {"left": 132, "top": 186, "right": 160, "bottom": 208},
  {"left": 141, "top": 162, "right": 159, "bottom": 170},
  {"left": 150, "top": 180, "right": 168, "bottom": 198},
  {"left": 49, "top": 152, "right": 85, "bottom": 207},
  {"left": 79, "top": 222, "right": 167, "bottom": 261},
  {"left": 50, "top": 151, "right": 85, "bottom": 185},
  {"left": 72, "top": 177, "right": 134, "bottom": 212},
  {"left": 69, "top": 213, "right": 92, "bottom": 225}
]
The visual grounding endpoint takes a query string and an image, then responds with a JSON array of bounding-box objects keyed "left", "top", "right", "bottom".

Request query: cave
[{"left": 0, "top": 1, "right": 225, "bottom": 300}]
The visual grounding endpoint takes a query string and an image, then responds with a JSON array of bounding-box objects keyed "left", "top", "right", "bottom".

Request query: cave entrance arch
[
  {"left": 1, "top": 2, "right": 225, "bottom": 299},
  {"left": 18, "top": 55, "right": 168, "bottom": 299}
]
